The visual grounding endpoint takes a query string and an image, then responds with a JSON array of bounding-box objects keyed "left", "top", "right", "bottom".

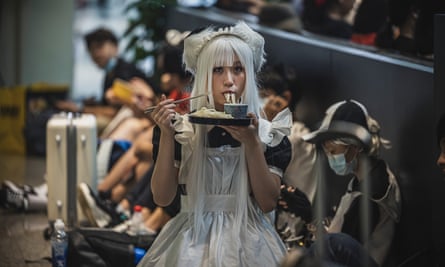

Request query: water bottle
[
  {"left": 51, "top": 218, "right": 68, "bottom": 267},
  {"left": 128, "top": 205, "right": 143, "bottom": 235},
  {"left": 133, "top": 247, "right": 146, "bottom": 265}
]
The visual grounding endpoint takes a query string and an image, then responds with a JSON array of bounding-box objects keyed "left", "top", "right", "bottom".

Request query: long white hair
[
  {"left": 181, "top": 34, "right": 264, "bottom": 240},
  {"left": 190, "top": 35, "right": 262, "bottom": 116}
]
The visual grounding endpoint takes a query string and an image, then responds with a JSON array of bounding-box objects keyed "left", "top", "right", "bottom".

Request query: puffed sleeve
[{"left": 264, "top": 136, "right": 292, "bottom": 178}]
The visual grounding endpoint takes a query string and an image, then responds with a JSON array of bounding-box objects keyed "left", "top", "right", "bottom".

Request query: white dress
[{"left": 137, "top": 112, "right": 292, "bottom": 267}]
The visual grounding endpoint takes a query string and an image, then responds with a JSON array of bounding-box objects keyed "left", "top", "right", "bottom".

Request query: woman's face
[
  {"left": 128, "top": 77, "right": 157, "bottom": 116},
  {"left": 322, "top": 140, "right": 358, "bottom": 163},
  {"left": 88, "top": 41, "right": 117, "bottom": 69},
  {"left": 211, "top": 55, "right": 246, "bottom": 111}
]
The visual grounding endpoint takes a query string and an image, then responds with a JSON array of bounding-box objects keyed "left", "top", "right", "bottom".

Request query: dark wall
[
  {"left": 166, "top": 7, "right": 442, "bottom": 266},
  {"left": 433, "top": 14, "right": 445, "bottom": 267}
]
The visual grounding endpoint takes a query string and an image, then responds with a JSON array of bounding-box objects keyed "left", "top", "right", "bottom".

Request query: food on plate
[{"left": 191, "top": 107, "right": 233, "bottom": 119}]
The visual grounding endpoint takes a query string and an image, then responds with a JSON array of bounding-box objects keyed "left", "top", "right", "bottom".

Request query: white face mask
[{"left": 326, "top": 152, "right": 357, "bottom": 176}]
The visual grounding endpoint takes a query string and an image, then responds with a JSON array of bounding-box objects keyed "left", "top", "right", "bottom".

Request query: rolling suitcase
[{"left": 46, "top": 112, "right": 97, "bottom": 226}]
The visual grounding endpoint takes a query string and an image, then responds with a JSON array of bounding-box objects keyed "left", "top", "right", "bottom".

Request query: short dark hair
[
  {"left": 437, "top": 113, "right": 445, "bottom": 145},
  {"left": 160, "top": 43, "right": 190, "bottom": 79},
  {"left": 258, "top": 64, "right": 302, "bottom": 112},
  {"left": 84, "top": 27, "right": 118, "bottom": 49}
]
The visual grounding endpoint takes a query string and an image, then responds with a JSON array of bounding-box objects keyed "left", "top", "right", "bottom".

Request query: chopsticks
[{"left": 144, "top": 94, "right": 207, "bottom": 114}]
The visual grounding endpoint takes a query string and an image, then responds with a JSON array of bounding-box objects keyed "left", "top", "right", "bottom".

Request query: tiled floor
[{"left": 0, "top": 154, "right": 51, "bottom": 267}]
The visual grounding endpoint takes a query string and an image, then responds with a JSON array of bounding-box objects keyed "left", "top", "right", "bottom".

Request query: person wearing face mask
[{"left": 300, "top": 99, "right": 401, "bottom": 267}]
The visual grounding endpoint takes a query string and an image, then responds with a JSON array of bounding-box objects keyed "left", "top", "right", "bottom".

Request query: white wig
[
  {"left": 179, "top": 22, "right": 267, "bottom": 240},
  {"left": 190, "top": 33, "right": 262, "bottom": 117},
  {"left": 183, "top": 21, "right": 266, "bottom": 74}
]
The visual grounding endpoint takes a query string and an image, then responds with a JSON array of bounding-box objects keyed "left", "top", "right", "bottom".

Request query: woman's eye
[
  {"left": 234, "top": 66, "right": 244, "bottom": 74},
  {"left": 213, "top": 67, "right": 223, "bottom": 73}
]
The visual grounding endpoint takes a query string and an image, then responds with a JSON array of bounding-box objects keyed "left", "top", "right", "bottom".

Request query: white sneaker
[
  {"left": 112, "top": 220, "right": 157, "bottom": 236},
  {"left": 112, "top": 220, "right": 131, "bottom": 233},
  {"left": 77, "top": 183, "right": 111, "bottom": 228},
  {"left": 33, "top": 183, "right": 48, "bottom": 197}
]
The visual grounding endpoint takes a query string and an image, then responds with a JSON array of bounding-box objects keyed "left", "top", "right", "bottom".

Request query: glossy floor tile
[{"left": 0, "top": 154, "right": 50, "bottom": 267}]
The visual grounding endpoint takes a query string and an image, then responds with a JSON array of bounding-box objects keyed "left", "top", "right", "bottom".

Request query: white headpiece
[{"left": 183, "top": 21, "right": 266, "bottom": 74}]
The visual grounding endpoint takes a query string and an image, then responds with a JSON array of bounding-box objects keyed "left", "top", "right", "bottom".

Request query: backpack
[{"left": 67, "top": 227, "right": 156, "bottom": 267}]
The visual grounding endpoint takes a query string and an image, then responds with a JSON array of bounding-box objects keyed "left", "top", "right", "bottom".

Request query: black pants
[{"left": 124, "top": 165, "right": 180, "bottom": 218}]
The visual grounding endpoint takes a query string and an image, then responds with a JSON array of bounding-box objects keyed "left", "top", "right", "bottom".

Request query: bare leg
[
  {"left": 109, "top": 159, "right": 152, "bottom": 203},
  {"left": 141, "top": 206, "right": 154, "bottom": 220},
  {"left": 97, "top": 145, "right": 139, "bottom": 193},
  {"left": 110, "top": 184, "right": 131, "bottom": 203},
  {"left": 107, "top": 117, "right": 152, "bottom": 142},
  {"left": 100, "top": 128, "right": 154, "bottom": 201},
  {"left": 118, "top": 198, "right": 131, "bottom": 211},
  {"left": 144, "top": 207, "right": 172, "bottom": 233}
]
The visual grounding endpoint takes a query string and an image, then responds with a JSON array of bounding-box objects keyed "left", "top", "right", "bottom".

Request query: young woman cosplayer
[
  {"left": 301, "top": 99, "right": 401, "bottom": 267},
  {"left": 137, "top": 21, "right": 293, "bottom": 266}
]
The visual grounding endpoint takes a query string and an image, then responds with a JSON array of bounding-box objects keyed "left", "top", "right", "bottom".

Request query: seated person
[
  {"left": 77, "top": 123, "right": 182, "bottom": 234},
  {"left": 0, "top": 77, "right": 157, "bottom": 214},
  {"left": 77, "top": 38, "right": 191, "bottom": 230},
  {"left": 299, "top": 99, "right": 401, "bottom": 266},
  {"left": 56, "top": 27, "right": 155, "bottom": 135},
  {"left": 103, "top": 77, "right": 158, "bottom": 142},
  {"left": 94, "top": 40, "right": 192, "bottom": 203},
  {"left": 78, "top": 39, "right": 192, "bottom": 216},
  {"left": 302, "top": 0, "right": 355, "bottom": 40},
  {"left": 350, "top": 0, "right": 387, "bottom": 46},
  {"left": 156, "top": 40, "right": 192, "bottom": 111},
  {"left": 258, "top": 64, "right": 315, "bottom": 248}
]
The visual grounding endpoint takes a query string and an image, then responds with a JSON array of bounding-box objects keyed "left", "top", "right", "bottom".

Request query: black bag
[{"left": 67, "top": 227, "right": 156, "bottom": 267}]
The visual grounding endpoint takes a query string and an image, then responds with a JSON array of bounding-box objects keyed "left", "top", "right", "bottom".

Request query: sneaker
[
  {"left": 77, "top": 183, "right": 111, "bottom": 228},
  {"left": 112, "top": 220, "right": 131, "bottom": 233},
  {"left": 26, "top": 190, "right": 47, "bottom": 212},
  {"left": 30, "top": 183, "right": 48, "bottom": 197},
  {"left": 112, "top": 220, "right": 157, "bottom": 236},
  {"left": 0, "top": 180, "right": 25, "bottom": 210}
]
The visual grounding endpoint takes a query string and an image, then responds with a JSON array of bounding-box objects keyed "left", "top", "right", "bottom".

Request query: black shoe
[
  {"left": 0, "top": 180, "right": 25, "bottom": 210},
  {"left": 77, "top": 183, "right": 127, "bottom": 227}
]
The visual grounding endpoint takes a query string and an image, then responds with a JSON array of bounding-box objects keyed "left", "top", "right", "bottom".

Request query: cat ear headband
[{"left": 183, "top": 21, "right": 266, "bottom": 74}]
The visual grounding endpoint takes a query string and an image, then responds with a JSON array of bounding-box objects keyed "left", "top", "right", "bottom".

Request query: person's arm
[
  {"left": 83, "top": 105, "right": 117, "bottom": 118},
  {"left": 221, "top": 113, "right": 281, "bottom": 212},
  {"left": 245, "top": 135, "right": 281, "bottom": 212},
  {"left": 149, "top": 96, "right": 180, "bottom": 206},
  {"left": 55, "top": 99, "right": 117, "bottom": 118}
]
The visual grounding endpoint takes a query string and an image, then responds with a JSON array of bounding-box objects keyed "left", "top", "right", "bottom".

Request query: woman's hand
[
  {"left": 150, "top": 94, "right": 177, "bottom": 134},
  {"left": 219, "top": 112, "right": 260, "bottom": 146}
]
